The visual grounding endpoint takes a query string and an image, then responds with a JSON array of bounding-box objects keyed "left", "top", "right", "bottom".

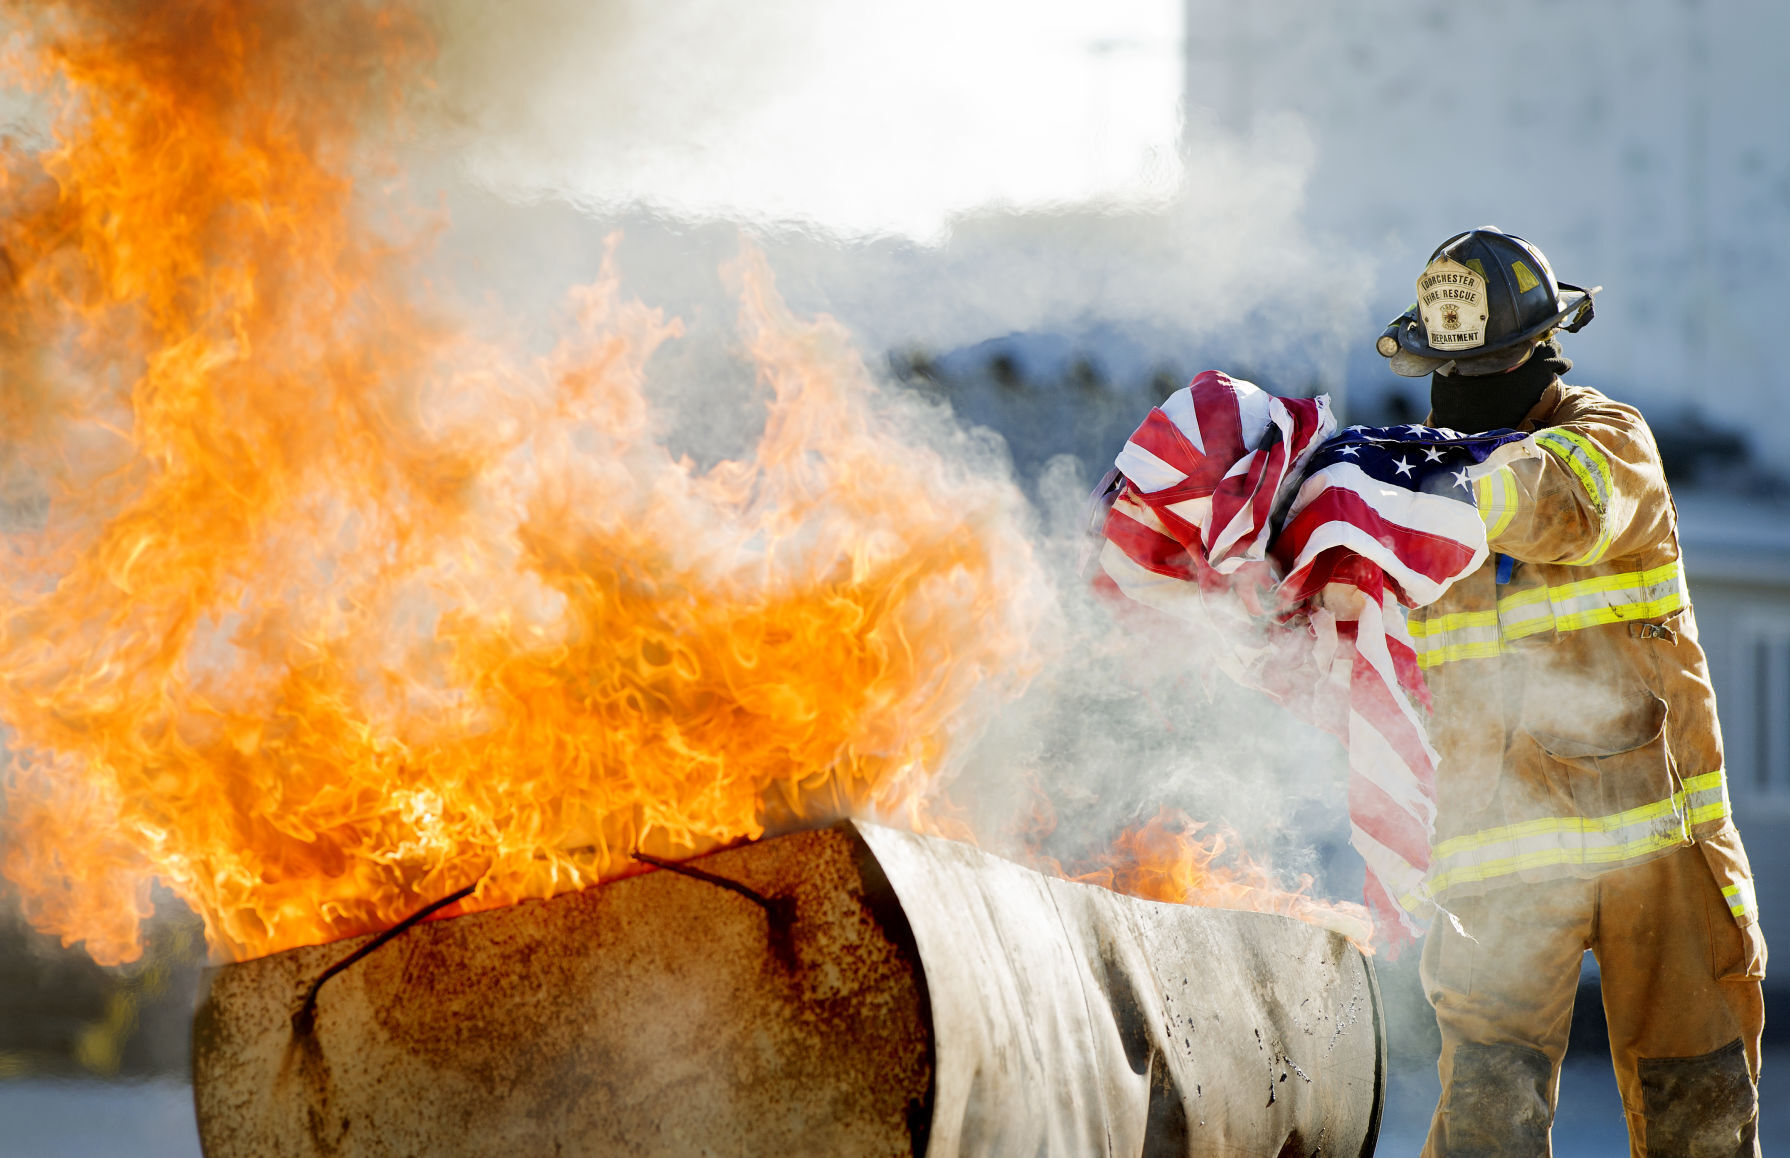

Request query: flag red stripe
[
  {"left": 1188, "top": 370, "right": 1242, "bottom": 465},
  {"left": 1349, "top": 776, "right": 1433, "bottom": 869},
  {"left": 1126, "top": 408, "right": 1203, "bottom": 480},
  {"left": 1362, "top": 871, "right": 1416, "bottom": 957},
  {"left": 1103, "top": 506, "right": 1197, "bottom": 579},
  {"left": 1352, "top": 649, "right": 1434, "bottom": 782},
  {"left": 1386, "top": 634, "right": 1428, "bottom": 705},
  {"left": 1277, "top": 485, "right": 1480, "bottom": 587}
]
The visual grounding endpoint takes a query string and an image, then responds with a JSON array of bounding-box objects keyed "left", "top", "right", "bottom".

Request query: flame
[
  {"left": 0, "top": 0, "right": 1365, "bottom": 966},
  {"left": 0, "top": 0, "right": 1042, "bottom": 964},
  {"left": 1064, "top": 808, "right": 1373, "bottom": 948}
]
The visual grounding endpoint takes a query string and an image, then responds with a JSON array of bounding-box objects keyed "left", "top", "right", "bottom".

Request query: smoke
[
  {"left": 412, "top": 4, "right": 1375, "bottom": 896},
  {"left": 422, "top": 0, "right": 1366, "bottom": 378},
  {"left": 427, "top": 0, "right": 1185, "bottom": 240},
  {"left": 0, "top": 0, "right": 1385, "bottom": 981},
  {"left": 0, "top": 5, "right": 1481, "bottom": 1113}
]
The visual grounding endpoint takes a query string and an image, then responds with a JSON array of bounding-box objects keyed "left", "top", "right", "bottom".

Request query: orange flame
[
  {"left": 1063, "top": 808, "right": 1372, "bottom": 948},
  {"left": 0, "top": 0, "right": 1365, "bottom": 966},
  {"left": 0, "top": 0, "right": 1043, "bottom": 964}
]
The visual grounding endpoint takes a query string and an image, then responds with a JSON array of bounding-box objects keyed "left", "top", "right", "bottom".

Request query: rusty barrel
[{"left": 193, "top": 820, "right": 1384, "bottom": 1156}]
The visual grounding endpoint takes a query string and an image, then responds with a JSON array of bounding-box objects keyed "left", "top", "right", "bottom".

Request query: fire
[
  {"left": 1064, "top": 808, "right": 1372, "bottom": 947},
  {"left": 0, "top": 0, "right": 1364, "bottom": 967}
]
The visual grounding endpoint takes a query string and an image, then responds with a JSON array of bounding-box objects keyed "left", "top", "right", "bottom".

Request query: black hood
[{"left": 1429, "top": 337, "right": 1571, "bottom": 433}]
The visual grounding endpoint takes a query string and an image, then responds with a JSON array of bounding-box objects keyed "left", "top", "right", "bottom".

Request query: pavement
[
  {"left": 10, "top": 995, "right": 1790, "bottom": 1158},
  {"left": 0, "top": 1078, "right": 201, "bottom": 1158},
  {"left": 4, "top": 1049, "right": 1788, "bottom": 1156},
  {"left": 1377, "top": 1045, "right": 1790, "bottom": 1154}
]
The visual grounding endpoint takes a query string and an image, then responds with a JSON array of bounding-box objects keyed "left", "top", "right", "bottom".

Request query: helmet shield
[{"left": 1417, "top": 256, "right": 1490, "bottom": 353}]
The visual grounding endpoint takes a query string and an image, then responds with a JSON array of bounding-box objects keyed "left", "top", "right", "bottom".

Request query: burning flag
[{"left": 1092, "top": 370, "right": 1532, "bottom": 947}]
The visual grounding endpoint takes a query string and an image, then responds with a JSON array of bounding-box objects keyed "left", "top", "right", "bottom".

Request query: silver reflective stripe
[
  {"left": 1410, "top": 770, "right": 1730, "bottom": 902},
  {"left": 1473, "top": 468, "right": 1519, "bottom": 539},
  {"left": 1722, "top": 880, "right": 1759, "bottom": 922},
  {"left": 1534, "top": 562, "right": 1688, "bottom": 632},
  {"left": 1496, "top": 585, "right": 1555, "bottom": 642},
  {"left": 1409, "top": 609, "right": 1499, "bottom": 667}
]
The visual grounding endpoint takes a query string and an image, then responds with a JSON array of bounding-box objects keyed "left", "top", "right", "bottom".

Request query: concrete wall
[
  {"left": 1678, "top": 493, "right": 1790, "bottom": 973},
  {"left": 1183, "top": 0, "right": 1790, "bottom": 470}
]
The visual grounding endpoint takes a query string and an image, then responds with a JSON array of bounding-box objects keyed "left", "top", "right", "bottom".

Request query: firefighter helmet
[{"left": 1376, "top": 227, "right": 1599, "bottom": 377}]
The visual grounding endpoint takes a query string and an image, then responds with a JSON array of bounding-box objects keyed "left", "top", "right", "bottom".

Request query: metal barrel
[{"left": 193, "top": 820, "right": 1384, "bottom": 1157}]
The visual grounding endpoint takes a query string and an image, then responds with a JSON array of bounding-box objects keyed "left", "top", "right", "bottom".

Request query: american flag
[{"left": 1092, "top": 371, "right": 1529, "bottom": 949}]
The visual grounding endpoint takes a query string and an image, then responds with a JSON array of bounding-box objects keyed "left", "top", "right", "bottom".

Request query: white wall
[{"left": 1183, "top": 0, "right": 1790, "bottom": 469}]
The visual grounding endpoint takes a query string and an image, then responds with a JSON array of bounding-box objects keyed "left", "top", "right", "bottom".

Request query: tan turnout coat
[{"left": 1407, "top": 380, "right": 1760, "bottom": 958}]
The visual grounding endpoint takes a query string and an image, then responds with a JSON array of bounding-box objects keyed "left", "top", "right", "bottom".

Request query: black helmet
[{"left": 1376, "top": 227, "right": 1599, "bottom": 377}]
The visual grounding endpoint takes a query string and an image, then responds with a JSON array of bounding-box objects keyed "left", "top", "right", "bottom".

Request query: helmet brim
[{"left": 1387, "top": 283, "right": 1599, "bottom": 378}]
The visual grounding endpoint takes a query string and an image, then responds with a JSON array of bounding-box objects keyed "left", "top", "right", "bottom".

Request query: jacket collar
[{"left": 1516, "top": 379, "right": 1565, "bottom": 433}]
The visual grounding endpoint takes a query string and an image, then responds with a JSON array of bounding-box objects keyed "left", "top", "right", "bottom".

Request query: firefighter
[{"left": 1377, "top": 227, "right": 1766, "bottom": 1157}]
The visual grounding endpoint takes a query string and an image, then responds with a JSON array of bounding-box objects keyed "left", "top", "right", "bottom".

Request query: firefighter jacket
[{"left": 1406, "top": 380, "right": 1761, "bottom": 952}]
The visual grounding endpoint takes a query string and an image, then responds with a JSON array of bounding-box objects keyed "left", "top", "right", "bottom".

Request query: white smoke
[
  {"left": 415, "top": 0, "right": 1380, "bottom": 898},
  {"left": 431, "top": 0, "right": 1184, "bottom": 240}
]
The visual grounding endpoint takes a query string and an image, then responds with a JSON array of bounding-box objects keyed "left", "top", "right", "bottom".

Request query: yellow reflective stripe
[
  {"left": 1496, "top": 585, "right": 1555, "bottom": 641},
  {"left": 1421, "top": 769, "right": 1730, "bottom": 899},
  {"left": 1432, "top": 790, "right": 1689, "bottom": 861},
  {"left": 1681, "top": 768, "right": 1729, "bottom": 801},
  {"left": 1472, "top": 467, "right": 1519, "bottom": 541},
  {"left": 1535, "top": 428, "right": 1614, "bottom": 565},
  {"left": 1472, "top": 476, "right": 1495, "bottom": 527},
  {"left": 1409, "top": 609, "right": 1498, "bottom": 637},
  {"left": 1413, "top": 638, "right": 1501, "bottom": 669},
  {"left": 1549, "top": 594, "right": 1686, "bottom": 635},
  {"left": 1535, "top": 428, "right": 1611, "bottom": 511},
  {"left": 1409, "top": 609, "right": 1500, "bottom": 670},
  {"left": 1566, "top": 537, "right": 1616, "bottom": 569},
  {"left": 1681, "top": 769, "right": 1727, "bottom": 790},
  {"left": 1688, "top": 801, "right": 1729, "bottom": 826},
  {"left": 1426, "top": 830, "right": 1682, "bottom": 896},
  {"left": 1722, "top": 881, "right": 1758, "bottom": 921},
  {"left": 1412, "top": 560, "right": 1688, "bottom": 670},
  {"left": 1493, "top": 468, "right": 1519, "bottom": 539},
  {"left": 1543, "top": 560, "right": 1684, "bottom": 604},
  {"left": 1543, "top": 561, "right": 1688, "bottom": 633},
  {"left": 1682, "top": 766, "right": 1732, "bottom": 827}
]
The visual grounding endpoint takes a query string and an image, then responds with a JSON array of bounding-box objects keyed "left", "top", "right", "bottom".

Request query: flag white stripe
[
  {"left": 1347, "top": 712, "right": 1438, "bottom": 821},
  {"left": 1114, "top": 441, "right": 1187, "bottom": 495},
  {"left": 1157, "top": 387, "right": 1206, "bottom": 455},
  {"left": 1348, "top": 592, "right": 1439, "bottom": 752},
  {"left": 1289, "top": 461, "right": 1491, "bottom": 545},
  {"left": 1289, "top": 521, "right": 1473, "bottom": 606}
]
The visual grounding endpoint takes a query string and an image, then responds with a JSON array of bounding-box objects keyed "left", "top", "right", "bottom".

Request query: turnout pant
[{"left": 1420, "top": 841, "right": 1765, "bottom": 1157}]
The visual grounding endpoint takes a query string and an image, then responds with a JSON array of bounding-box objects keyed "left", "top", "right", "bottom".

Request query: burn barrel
[{"left": 192, "top": 821, "right": 1384, "bottom": 1156}]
